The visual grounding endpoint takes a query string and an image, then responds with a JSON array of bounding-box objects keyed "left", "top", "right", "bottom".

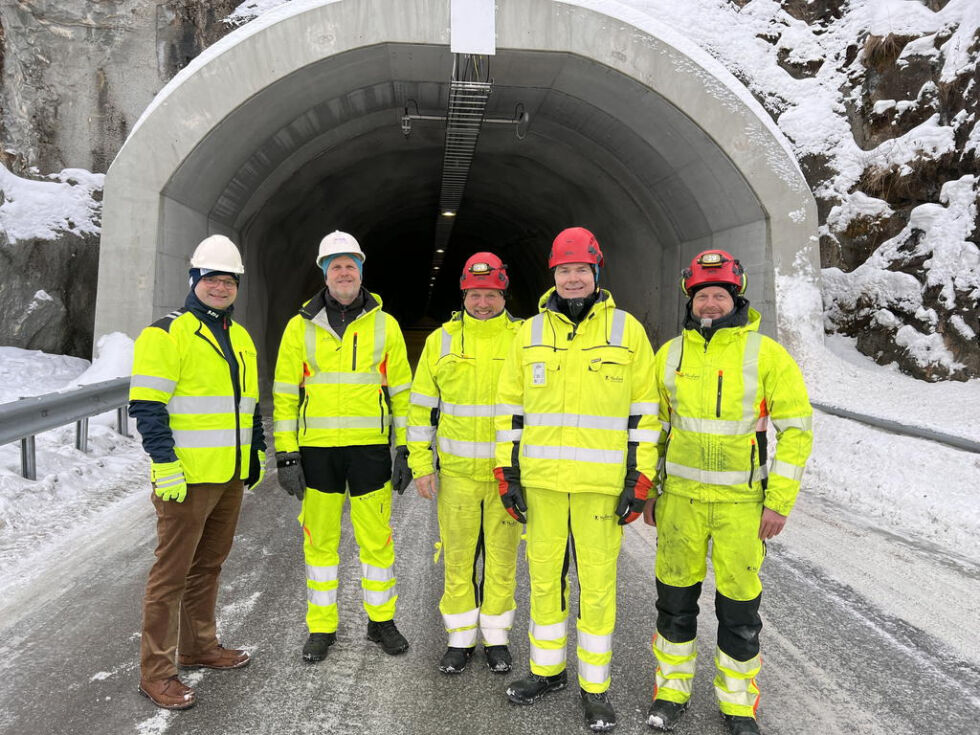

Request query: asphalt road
[{"left": 1, "top": 475, "right": 978, "bottom": 735}]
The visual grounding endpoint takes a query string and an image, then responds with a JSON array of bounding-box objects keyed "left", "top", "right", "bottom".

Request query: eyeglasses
[{"left": 201, "top": 275, "right": 238, "bottom": 289}]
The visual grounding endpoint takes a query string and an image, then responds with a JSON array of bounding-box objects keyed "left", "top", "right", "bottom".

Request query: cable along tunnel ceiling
[{"left": 160, "top": 42, "right": 770, "bottom": 360}]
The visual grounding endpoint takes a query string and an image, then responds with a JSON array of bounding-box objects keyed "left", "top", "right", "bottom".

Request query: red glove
[
  {"left": 494, "top": 467, "right": 527, "bottom": 524},
  {"left": 616, "top": 470, "right": 653, "bottom": 525}
]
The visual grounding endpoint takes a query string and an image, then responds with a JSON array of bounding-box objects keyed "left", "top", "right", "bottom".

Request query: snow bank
[
  {"left": 0, "top": 339, "right": 145, "bottom": 576},
  {"left": 0, "top": 163, "right": 103, "bottom": 243}
]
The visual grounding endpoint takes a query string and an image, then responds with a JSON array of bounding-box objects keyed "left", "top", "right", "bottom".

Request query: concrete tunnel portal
[{"left": 95, "top": 0, "right": 820, "bottom": 378}]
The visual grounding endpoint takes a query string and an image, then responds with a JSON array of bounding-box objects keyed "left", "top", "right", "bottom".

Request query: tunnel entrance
[{"left": 95, "top": 0, "right": 819, "bottom": 376}]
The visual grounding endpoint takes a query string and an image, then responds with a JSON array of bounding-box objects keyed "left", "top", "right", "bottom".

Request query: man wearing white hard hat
[
  {"left": 129, "top": 234, "right": 266, "bottom": 710},
  {"left": 273, "top": 230, "right": 414, "bottom": 662}
]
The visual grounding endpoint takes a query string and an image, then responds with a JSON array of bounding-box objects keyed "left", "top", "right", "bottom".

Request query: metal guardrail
[
  {"left": 0, "top": 377, "right": 131, "bottom": 480},
  {"left": 811, "top": 400, "right": 980, "bottom": 454}
]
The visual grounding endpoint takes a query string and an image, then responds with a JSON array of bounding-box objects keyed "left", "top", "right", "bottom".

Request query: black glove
[
  {"left": 494, "top": 467, "right": 527, "bottom": 524},
  {"left": 276, "top": 451, "right": 306, "bottom": 500},
  {"left": 391, "top": 446, "right": 413, "bottom": 495},
  {"left": 616, "top": 470, "right": 653, "bottom": 525}
]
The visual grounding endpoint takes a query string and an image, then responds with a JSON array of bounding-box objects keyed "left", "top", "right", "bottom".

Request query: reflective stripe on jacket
[
  {"left": 494, "top": 288, "right": 661, "bottom": 496},
  {"left": 407, "top": 309, "right": 522, "bottom": 480},
  {"left": 129, "top": 309, "right": 260, "bottom": 483},
  {"left": 655, "top": 308, "right": 813, "bottom": 515},
  {"left": 273, "top": 290, "right": 412, "bottom": 452}
]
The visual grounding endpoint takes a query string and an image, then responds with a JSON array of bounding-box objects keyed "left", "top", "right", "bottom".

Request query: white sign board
[{"left": 451, "top": 0, "right": 496, "bottom": 55}]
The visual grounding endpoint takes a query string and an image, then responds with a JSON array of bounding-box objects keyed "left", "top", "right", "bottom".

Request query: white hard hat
[
  {"left": 316, "top": 230, "right": 366, "bottom": 268},
  {"left": 189, "top": 234, "right": 245, "bottom": 274}
]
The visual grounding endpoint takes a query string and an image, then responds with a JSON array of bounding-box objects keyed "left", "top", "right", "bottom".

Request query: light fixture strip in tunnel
[{"left": 427, "top": 73, "right": 492, "bottom": 304}]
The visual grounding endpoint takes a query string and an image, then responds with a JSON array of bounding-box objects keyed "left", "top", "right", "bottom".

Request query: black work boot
[
  {"left": 485, "top": 645, "right": 512, "bottom": 673},
  {"left": 506, "top": 670, "right": 567, "bottom": 704},
  {"left": 366, "top": 619, "right": 409, "bottom": 655},
  {"left": 647, "top": 699, "right": 689, "bottom": 730},
  {"left": 302, "top": 632, "right": 336, "bottom": 663},
  {"left": 723, "top": 714, "right": 762, "bottom": 735},
  {"left": 581, "top": 688, "right": 617, "bottom": 731},
  {"left": 439, "top": 647, "right": 474, "bottom": 674}
]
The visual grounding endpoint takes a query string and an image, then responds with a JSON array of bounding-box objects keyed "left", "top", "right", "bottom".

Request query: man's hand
[
  {"left": 642, "top": 496, "right": 657, "bottom": 527},
  {"left": 151, "top": 460, "right": 187, "bottom": 503},
  {"left": 759, "top": 507, "right": 787, "bottom": 539},
  {"left": 616, "top": 470, "right": 653, "bottom": 525},
  {"left": 276, "top": 451, "right": 306, "bottom": 500},
  {"left": 494, "top": 467, "right": 526, "bottom": 524},
  {"left": 391, "top": 446, "right": 413, "bottom": 495},
  {"left": 415, "top": 473, "right": 437, "bottom": 500}
]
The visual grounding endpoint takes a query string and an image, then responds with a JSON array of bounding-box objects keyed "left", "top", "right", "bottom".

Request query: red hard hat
[
  {"left": 460, "top": 252, "right": 509, "bottom": 291},
  {"left": 680, "top": 249, "right": 746, "bottom": 297},
  {"left": 548, "top": 227, "right": 604, "bottom": 269}
]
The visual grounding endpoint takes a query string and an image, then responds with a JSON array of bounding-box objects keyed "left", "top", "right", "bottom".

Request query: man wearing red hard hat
[
  {"left": 494, "top": 227, "right": 662, "bottom": 731},
  {"left": 644, "top": 250, "right": 812, "bottom": 735},
  {"left": 407, "top": 252, "right": 524, "bottom": 676}
]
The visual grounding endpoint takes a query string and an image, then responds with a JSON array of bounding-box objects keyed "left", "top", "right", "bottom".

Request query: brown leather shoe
[
  {"left": 178, "top": 644, "right": 251, "bottom": 670},
  {"left": 138, "top": 676, "right": 196, "bottom": 710}
]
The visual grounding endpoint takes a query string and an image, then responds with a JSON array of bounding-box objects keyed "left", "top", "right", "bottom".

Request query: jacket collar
[
  {"left": 300, "top": 286, "right": 380, "bottom": 321},
  {"left": 185, "top": 290, "right": 233, "bottom": 325},
  {"left": 539, "top": 287, "right": 614, "bottom": 324}
]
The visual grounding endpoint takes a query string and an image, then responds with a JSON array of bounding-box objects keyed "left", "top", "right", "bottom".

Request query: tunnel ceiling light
[
  {"left": 436, "top": 248, "right": 445, "bottom": 253},
  {"left": 441, "top": 210, "right": 456, "bottom": 218}
]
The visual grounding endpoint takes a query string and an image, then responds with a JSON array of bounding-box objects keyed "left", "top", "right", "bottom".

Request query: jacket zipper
[
  {"left": 239, "top": 351, "right": 247, "bottom": 396},
  {"left": 352, "top": 332, "right": 358, "bottom": 371},
  {"left": 749, "top": 439, "right": 756, "bottom": 487},
  {"left": 716, "top": 371, "right": 723, "bottom": 417},
  {"left": 378, "top": 389, "right": 385, "bottom": 434},
  {"left": 301, "top": 392, "right": 310, "bottom": 433}
]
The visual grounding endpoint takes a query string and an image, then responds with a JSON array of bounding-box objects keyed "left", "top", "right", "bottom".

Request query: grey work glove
[
  {"left": 391, "top": 446, "right": 413, "bottom": 495},
  {"left": 276, "top": 451, "right": 306, "bottom": 500}
]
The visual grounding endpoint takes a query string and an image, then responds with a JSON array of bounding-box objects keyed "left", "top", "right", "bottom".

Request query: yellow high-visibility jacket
[
  {"left": 655, "top": 308, "right": 813, "bottom": 515},
  {"left": 273, "top": 290, "right": 411, "bottom": 453},
  {"left": 129, "top": 309, "right": 260, "bottom": 483},
  {"left": 407, "top": 309, "right": 523, "bottom": 481},
  {"left": 494, "top": 289, "right": 661, "bottom": 495}
]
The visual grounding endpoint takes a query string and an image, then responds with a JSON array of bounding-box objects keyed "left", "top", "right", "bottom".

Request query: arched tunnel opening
[{"left": 96, "top": 0, "right": 819, "bottom": 382}]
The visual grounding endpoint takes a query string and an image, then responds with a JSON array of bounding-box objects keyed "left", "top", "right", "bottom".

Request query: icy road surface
[{"left": 1, "top": 466, "right": 978, "bottom": 734}]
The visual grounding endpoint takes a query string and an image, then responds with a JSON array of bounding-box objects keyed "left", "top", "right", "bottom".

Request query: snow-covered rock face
[{"left": 809, "top": 5, "right": 979, "bottom": 381}]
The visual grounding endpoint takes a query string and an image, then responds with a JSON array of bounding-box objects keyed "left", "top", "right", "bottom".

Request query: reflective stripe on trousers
[
  {"left": 443, "top": 607, "right": 479, "bottom": 649},
  {"left": 652, "top": 633, "right": 697, "bottom": 703},
  {"left": 714, "top": 648, "right": 761, "bottom": 717}
]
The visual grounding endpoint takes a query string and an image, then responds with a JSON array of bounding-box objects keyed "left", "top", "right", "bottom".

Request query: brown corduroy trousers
[{"left": 140, "top": 479, "right": 244, "bottom": 682}]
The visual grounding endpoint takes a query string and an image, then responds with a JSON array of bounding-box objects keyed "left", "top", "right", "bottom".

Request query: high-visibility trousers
[
  {"left": 299, "top": 482, "right": 397, "bottom": 633},
  {"left": 652, "top": 492, "right": 764, "bottom": 717},
  {"left": 437, "top": 475, "right": 522, "bottom": 648},
  {"left": 525, "top": 486, "right": 622, "bottom": 694}
]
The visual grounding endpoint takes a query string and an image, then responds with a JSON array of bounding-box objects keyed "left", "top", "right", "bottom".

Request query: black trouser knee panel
[
  {"left": 655, "top": 579, "right": 702, "bottom": 643},
  {"left": 715, "top": 591, "right": 762, "bottom": 660}
]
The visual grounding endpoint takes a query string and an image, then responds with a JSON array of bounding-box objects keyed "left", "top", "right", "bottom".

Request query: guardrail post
[
  {"left": 76, "top": 417, "right": 89, "bottom": 453},
  {"left": 21, "top": 435, "right": 37, "bottom": 480},
  {"left": 117, "top": 406, "right": 130, "bottom": 437}
]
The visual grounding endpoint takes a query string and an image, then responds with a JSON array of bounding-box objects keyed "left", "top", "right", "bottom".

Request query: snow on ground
[
  {"left": 0, "top": 334, "right": 145, "bottom": 578},
  {"left": 0, "top": 163, "right": 104, "bottom": 243}
]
